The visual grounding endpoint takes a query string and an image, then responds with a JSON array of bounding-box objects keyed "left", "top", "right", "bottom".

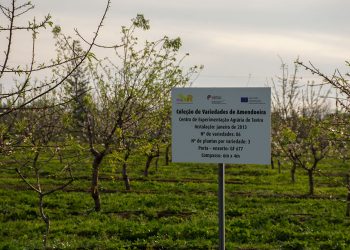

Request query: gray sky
[{"left": 3, "top": 0, "right": 350, "bottom": 88}]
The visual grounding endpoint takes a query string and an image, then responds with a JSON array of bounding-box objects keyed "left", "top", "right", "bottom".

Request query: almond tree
[
  {"left": 0, "top": 0, "right": 110, "bottom": 157},
  {"left": 141, "top": 95, "right": 171, "bottom": 177},
  {"left": 277, "top": 84, "right": 333, "bottom": 195},
  {"left": 296, "top": 59, "right": 350, "bottom": 210},
  {"left": 296, "top": 60, "right": 350, "bottom": 160},
  {"left": 83, "top": 15, "right": 200, "bottom": 211},
  {"left": 271, "top": 59, "right": 301, "bottom": 181},
  {"left": 1, "top": 91, "right": 83, "bottom": 248}
]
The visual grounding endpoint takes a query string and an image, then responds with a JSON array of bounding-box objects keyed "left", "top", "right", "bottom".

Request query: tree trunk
[
  {"left": 271, "top": 156, "right": 275, "bottom": 170},
  {"left": 165, "top": 144, "right": 171, "bottom": 165},
  {"left": 346, "top": 174, "right": 350, "bottom": 217},
  {"left": 39, "top": 193, "right": 50, "bottom": 249},
  {"left": 91, "top": 154, "right": 103, "bottom": 212},
  {"left": 144, "top": 155, "right": 154, "bottom": 177},
  {"left": 290, "top": 163, "right": 297, "bottom": 183},
  {"left": 155, "top": 156, "right": 159, "bottom": 172},
  {"left": 155, "top": 147, "right": 160, "bottom": 172},
  {"left": 122, "top": 151, "right": 131, "bottom": 191},
  {"left": 347, "top": 190, "right": 350, "bottom": 217},
  {"left": 307, "top": 169, "right": 314, "bottom": 196},
  {"left": 122, "top": 163, "right": 131, "bottom": 191},
  {"left": 278, "top": 159, "right": 281, "bottom": 174}
]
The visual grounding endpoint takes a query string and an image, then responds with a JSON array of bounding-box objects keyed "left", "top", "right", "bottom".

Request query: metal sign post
[{"left": 218, "top": 163, "right": 225, "bottom": 250}]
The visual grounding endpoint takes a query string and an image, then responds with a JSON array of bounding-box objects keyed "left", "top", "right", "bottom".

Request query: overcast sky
[{"left": 3, "top": 0, "right": 350, "bottom": 88}]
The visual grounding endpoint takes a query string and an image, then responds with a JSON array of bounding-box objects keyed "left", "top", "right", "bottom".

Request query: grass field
[{"left": 1, "top": 155, "right": 350, "bottom": 249}]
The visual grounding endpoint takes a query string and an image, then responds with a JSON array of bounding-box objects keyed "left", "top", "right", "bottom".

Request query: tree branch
[
  {"left": 0, "top": 0, "right": 111, "bottom": 117},
  {"left": 15, "top": 168, "right": 41, "bottom": 194}
]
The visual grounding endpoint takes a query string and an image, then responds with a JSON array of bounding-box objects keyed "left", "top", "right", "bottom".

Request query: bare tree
[
  {"left": 0, "top": 0, "right": 111, "bottom": 118},
  {"left": 296, "top": 59, "right": 350, "bottom": 209},
  {"left": 296, "top": 60, "right": 350, "bottom": 111},
  {"left": 270, "top": 59, "right": 301, "bottom": 182},
  {"left": 277, "top": 83, "right": 333, "bottom": 195}
]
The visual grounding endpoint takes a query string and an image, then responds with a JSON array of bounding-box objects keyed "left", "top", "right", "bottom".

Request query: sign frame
[{"left": 171, "top": 87, "right": 271, "bottom": 164}]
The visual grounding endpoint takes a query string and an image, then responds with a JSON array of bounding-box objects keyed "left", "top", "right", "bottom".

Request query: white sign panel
[{"left": 172, "top": 87, "right": 271, "bottom": 164}]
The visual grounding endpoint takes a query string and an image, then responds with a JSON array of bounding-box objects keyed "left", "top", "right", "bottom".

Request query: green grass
[{"left": 1, "top": 154, "right": 350, "bottom": 249}]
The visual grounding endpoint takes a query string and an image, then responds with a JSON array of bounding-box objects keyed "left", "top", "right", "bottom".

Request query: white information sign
[{"left": 172, "top": 87, "right": 271, "bottom": 164}]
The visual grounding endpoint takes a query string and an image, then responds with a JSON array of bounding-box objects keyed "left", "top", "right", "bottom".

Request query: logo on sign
[
  {"left": 176, "top": 94, "right": 193, "bottom": 104},
  {"left": 207, "top": 95, "right": 226, "bottom": 104},
  {"left": 240, "top": 97, "right": 265, "bottom": 104}
]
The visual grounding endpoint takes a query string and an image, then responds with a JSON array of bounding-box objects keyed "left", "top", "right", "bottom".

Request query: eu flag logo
[{"left": 241, "top": 97, "right": 248, "bottom": 103}]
